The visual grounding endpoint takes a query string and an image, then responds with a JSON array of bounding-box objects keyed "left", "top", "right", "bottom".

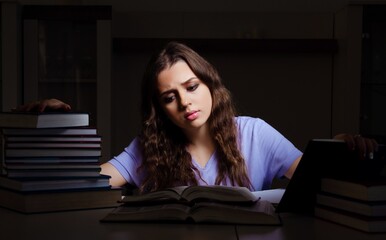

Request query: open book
[
  {"left": 101, "top": 200, "right": 281, "bottom": 225},
  {"left": 101, "top": 185, "right": 281, "bottom": 225},
  {"left": 120, "top": 185, "right": 259, "bottom": 205}
]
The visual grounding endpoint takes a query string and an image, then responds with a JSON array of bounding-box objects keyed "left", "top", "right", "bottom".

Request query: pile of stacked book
[
  {"left": 0, "top": 112, "right": 121, "bottom": 213},
  {"left": 314, "top": 177, "right": 386, "bottom": 233}
]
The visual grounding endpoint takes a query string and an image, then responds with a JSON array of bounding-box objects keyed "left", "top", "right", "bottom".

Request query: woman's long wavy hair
[{"left": 138, "top": 41, "right": 251, "bottom": 193}]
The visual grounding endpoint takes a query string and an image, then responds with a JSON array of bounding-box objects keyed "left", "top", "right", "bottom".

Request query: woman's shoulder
[
  {"left": 124, "top": 136, "right": 143, "bottom": 155},
  {"left": 235, "top": 116, "right": 278, "bottom": 137},
  {"left": 235, "top": 116, "right": 266, "bottom": 128}
]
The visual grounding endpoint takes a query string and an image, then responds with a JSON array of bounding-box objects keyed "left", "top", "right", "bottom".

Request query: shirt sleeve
[
  {"left": 107, "top": 137, "right": 144, "bottom": 187},
  {"left": 259, "top": 120, "right": 302, "bottom": 178},
  {"left": 237, "top": 116, "right": 303, "bottom": 189}
]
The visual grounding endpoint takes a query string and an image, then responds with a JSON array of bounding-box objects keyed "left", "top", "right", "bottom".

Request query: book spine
[
  {"left": 2, "top": 128, "right": 97, "bottom": 136},
  {"left": 4, "top": 157, "right": 101, "bottom": 164},
  {"left": 0, "top": 132, "right": 5, "bottom": 175}
]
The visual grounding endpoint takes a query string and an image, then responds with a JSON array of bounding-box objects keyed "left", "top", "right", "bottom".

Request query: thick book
[
  {"left": 0, "top": 112, "right": 89, "bottom": 128},
  {"left": 1, "top": 127, "right": 97, "bottom": 136},
  {"left": 4, "top": 135, "right": 102, "bottom": 142},
  {"left": 315, "top": 205, "right": 386, "bottom": 233},
  {"left": 4, "top": 157, "right": 101, "bottom": 164},
  {"left": 0, "top": 175, "right": 111, "bottom": 191},
  {"left": 5, "top": 163, "right": 101, "bottom": 170},
  {"left": 4, "top": 162, "right": 102, "bottom": 178},
  {"left": 4, "top": 148, "right": 101, "bottom": 157},
  {"left": 0, "top": 187, "right": 122, "bottom": 213},
  {"left": 101, "top": 200, "right": 281, "bottom": 225},
  {"left": 4, "top": 168, "right": 102, "bottom": 178},
  {"left": 321, "top": 178, "right": 386, "bottom": 201},
  {"left": 317, "top": 192, "right": 386, "bottom": 217},
  {"left": 5, "top": 169, "right": 100, "bottom": 179},
  {"left": 5, "top": 142, "right": 101, "bottom": 148},
  {"left": 121, "top": 185, "right": 259, "bottom": 205}
]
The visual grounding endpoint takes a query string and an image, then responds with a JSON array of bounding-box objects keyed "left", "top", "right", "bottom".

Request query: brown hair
[{"left": 138, "top": 41, "right": 251, "bottom": 192}]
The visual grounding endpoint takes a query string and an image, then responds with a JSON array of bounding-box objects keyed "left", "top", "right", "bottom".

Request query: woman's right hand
[{"left": 15, "top": 98, "right": 71, "bottom": 113}]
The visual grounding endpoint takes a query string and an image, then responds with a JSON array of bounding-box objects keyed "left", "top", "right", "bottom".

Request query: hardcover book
[
  {"left": 3, "top": 162, "right": 101, "bottom": 178},
  {"left": 5, "top": 142, "right": 101, "bottom": 148},
  {"left": 321, "top": 178, "right": 386, "bottom": 202},
  {"left": 120, "top": 185, "right": 259, "bottom": 205},
  {"left": 4, "top": 136, "right": 101, "bottom": 142},
  {"left": 0, "top": 112, "right": 89, "bottom": 128},
  {"left": 4, "top": 157, "right": 101, "bottom": 164},
  {"left": 317, "top": 192, "right": 386, "bottom": 217},
  {"left": 0, "top": 175, "right": 111, "bottom": 191},
  {"left": 1, "top": 127, "right": 97, "bottom": 135},
  {"left": 101, "top": 185, "right": 281, "bottom": 225},
  {"left": 101, "top": 199, "right": 281, "bottom": 225},
  {"left": 4, "top": 148, "right": 102, "bottom": 157},
  {"left": 0, "top": 187, "right": 122, "bottom": 213},
  {"left": 315, "top": 205, "right": 386, "bottom": 233}
]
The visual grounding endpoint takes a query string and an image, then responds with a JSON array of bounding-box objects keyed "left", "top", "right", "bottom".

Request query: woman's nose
[{"left": 179, "top": 94, "right": 191, "bottom": 110}]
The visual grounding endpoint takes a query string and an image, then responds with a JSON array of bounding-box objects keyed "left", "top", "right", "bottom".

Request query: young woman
[{"left": 18, "top": 42, "right": 377, "bottom": 193}]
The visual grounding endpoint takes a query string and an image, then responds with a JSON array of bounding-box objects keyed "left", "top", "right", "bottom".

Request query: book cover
[
  {"left": 5, "top": 163, "right": 101, "bottom": 170},
  {"left": 1, "top": 127, "right": 97, "bottom": 136},
  {"left": 4, "top": 157, "right": 101, "bottom": 164},
  {"left": 5, "top": 148, "right": 102, "bottom": 157},
  {"left": 315, "top": 205, "right": 386, "bottom": 233},
  {"left": 0, "top": 187, "right": 122, "bottom": 213},
  {"left": 3, "top": 162, "right": 102, "bottom": 178},
  {"left": 321, "top": 178, "right": 386, "bottom": 201},
  {"left": 317, "top": 192, "right": 386, "bottom": 217},
  {"left": 4, "top": 135, "right": 101, "bottom": 142},
  {"left": 0, "top": 175, "right": 111, "bottom": 191},
  {"left": 101, "top": 200, "right": 281, "bottom": 225},
  {"left": 4, "top": 168, "right": 102, "bottom": 178},
  {"left": 5, "top": 142, "right": 101, "bottom": 148},
  {"left": 0, "top": 112, "right": 89, "bottom": 128}
]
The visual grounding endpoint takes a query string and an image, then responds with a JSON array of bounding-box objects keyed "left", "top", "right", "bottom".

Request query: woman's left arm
[
  {"left": 15, "top": 98, "right": 71, "bottom": 112},
  {"left": 284, "top": 156, "right": 302, "bottom": 179}
]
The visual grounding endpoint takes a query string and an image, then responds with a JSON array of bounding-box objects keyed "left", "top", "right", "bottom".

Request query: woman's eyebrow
[
  {"left": 159, "top": 89, "right": 174, "bottom": 98},
  {"left": 159, "top": 77, "right": 199, "bottom": 97},
  {"left": 181, "top": 77, "right": 199, "bottom": 86}
]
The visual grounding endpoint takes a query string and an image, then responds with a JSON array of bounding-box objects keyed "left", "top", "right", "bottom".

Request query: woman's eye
[
  {"left": 163, "top": 95, "right": 175, "bottom": 104},
  {"left": 187, "top": 84, "right": 199, "bottom": 92}
]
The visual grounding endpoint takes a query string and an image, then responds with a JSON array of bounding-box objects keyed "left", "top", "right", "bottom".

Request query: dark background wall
[{"left": 3, "top": 0, "right": 380, "bottom": 161}]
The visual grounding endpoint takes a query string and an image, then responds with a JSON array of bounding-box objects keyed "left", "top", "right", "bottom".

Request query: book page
[
  {"left": 252, "top": 189, "right": 285, "bottom": 204},
  {"left": 121, "top": 185, "right": 258, "bottom": 204},
  {"left": 121, "top": 186, "right": 189, "bottom": 203},
  {"left": 182, "top": 185, "right": 258, "bottom": 203}
]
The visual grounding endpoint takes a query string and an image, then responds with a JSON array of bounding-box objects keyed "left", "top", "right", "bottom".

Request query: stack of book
[
  {"left": 314, "top": 177, "right": 386, "bottom": 233},
  {"left": 0, "top": 112, "right": 121, "bottom": 213}
]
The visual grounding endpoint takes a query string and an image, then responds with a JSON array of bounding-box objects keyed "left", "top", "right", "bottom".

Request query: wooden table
[{"left": 1, "top": 207, "right": 386, "bottom": 240}]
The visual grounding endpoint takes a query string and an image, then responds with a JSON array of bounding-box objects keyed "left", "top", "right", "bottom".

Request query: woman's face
[{"left": 157, "top": 61, "right": 213, "bottom": 134}]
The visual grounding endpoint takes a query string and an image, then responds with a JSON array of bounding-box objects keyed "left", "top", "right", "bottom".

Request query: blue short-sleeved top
[{"left": 108, "top": 116, "right": 302, "bottom": 190}]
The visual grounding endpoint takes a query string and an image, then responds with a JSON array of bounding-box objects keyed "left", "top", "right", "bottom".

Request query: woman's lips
[{"left": 185, "top": 111, "right": 199, "bottom": 121}]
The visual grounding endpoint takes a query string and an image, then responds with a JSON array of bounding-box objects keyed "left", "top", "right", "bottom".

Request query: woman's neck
[{"left": 184, "top": 125, "right": 215, "bottom": 168}]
